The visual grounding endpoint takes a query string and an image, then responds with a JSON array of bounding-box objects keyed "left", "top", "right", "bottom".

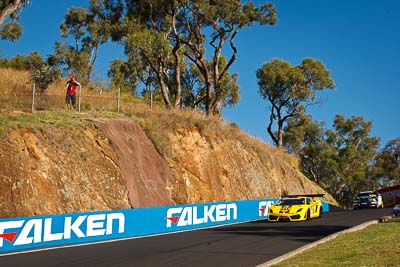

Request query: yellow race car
[{"left": 268, "top": 194, "right": 324, "bottom": 222}]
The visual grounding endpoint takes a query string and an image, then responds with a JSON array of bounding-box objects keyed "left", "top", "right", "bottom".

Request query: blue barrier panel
[
  {"left": 322, "top": 201, "right": 330, "bottom": 212},
  {"left": 0, "top": 198, "right": 329, "bottom": 253}
]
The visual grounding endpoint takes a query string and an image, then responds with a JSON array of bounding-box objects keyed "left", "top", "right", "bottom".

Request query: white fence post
[
  {"left": 150, "top": 91, "right": 153, "bottom": 112},
  {"left": 117, "top": 87, "right": 121, "bottom": 113},
  {"left": 31, "top": 83, "right": 36, "bottom": 112},
  {"left": 78, "top": 85, "right": 82, "bottom": 112}
]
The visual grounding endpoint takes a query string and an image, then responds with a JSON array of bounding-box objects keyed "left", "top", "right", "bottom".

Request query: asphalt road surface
[{"left": 0, "top": 208, "right": 391, "bottom": 267}]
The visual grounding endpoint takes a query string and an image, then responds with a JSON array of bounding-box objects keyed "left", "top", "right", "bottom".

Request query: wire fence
[{"left": 0, "top": 85, "right": 149, "bottom": 113}]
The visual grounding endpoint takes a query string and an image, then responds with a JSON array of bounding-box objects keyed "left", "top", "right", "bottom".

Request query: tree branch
[{"left": 0, "top": 0, "right": 23, "bottom": 26}]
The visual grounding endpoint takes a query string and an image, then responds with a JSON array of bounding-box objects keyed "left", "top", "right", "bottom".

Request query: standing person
[{"left": 65, "top": 75, "right": 81, "bottom": 110}]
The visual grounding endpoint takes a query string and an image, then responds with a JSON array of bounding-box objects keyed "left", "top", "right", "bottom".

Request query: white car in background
[{"left": 352, "top": 191, "right": 384, "bottom": 209}]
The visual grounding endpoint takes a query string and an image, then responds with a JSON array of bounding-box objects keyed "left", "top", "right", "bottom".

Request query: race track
[{"left": 0, "top": 208, "right": 391, "bottom": 267}]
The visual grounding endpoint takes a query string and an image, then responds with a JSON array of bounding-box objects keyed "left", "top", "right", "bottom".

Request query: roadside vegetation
[{"left": 274, "top": 218, "right": 400, "bottom": 267}]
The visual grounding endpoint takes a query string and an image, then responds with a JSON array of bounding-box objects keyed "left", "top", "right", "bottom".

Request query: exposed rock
[
  {"left": 96, "top": 119, "right": 175, "bottom": 208},
  {"left": 0, "top": 125, "right": 131, "bottom": 218},
  {"left": 166, "top": 127, "right": 329, "bottom": 204}
]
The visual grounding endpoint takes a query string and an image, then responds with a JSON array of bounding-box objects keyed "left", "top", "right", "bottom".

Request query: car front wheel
[{"left": 318, "top": 206, "right": 323, "bottom": 218}]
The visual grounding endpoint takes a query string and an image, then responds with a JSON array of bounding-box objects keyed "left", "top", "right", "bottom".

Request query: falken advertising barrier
[{"left": 0, "top": 199, "right": 330, "bottom": 253}]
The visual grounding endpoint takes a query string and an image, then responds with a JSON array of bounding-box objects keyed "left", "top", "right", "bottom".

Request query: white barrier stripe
[{"left": 0, "top": 218, "right": 262, "bottom": 257}]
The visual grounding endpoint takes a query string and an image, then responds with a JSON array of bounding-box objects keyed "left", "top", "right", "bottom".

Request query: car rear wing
[{"left": 284, "top": 194, "right": 325, "bottom": 198}]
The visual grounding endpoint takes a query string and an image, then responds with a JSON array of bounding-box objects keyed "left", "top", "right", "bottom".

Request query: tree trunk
[
  {"left": 157, "top": 65, "right": 171, "bottom": 108},
  {"left": 267, "top": 110, "right": 278, "bottom": 147},
  {"left": 0, "top": 0, "right": 23, "bottom": 26},
  {"left": 277, "top": 120, "right": 283, "bottom": 148},
  {"left": 173, "top": 46, "right": 182, "bottom": 108},
  {"left": 211, "top": 100, "right": 222, "bottom": 116},
  {"left": 172, "top": 12, "right": 182, "bottom": 108}
]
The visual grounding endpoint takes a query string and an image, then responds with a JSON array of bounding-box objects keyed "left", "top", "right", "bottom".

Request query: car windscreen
[
  {"left": 357, "top": 193, "right": 375, "bottom": 198},
  {"left": 394, "top": 205, "right": 400, "bottom": 210},
  {"left": 276, "top": 198, "right": 305, "bottom": 206}
]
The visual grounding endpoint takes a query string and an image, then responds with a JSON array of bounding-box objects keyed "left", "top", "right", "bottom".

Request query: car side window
[{"left": 306, "top": 198, "right": 311, "bottom": 205}]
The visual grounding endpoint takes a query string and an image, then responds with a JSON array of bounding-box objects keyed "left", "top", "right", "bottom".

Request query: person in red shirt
[{"left": 65, "top": 75, "right": 81, "bottom": 110}]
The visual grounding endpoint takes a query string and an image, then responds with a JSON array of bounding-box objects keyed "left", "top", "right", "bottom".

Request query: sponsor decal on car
[
  {"left": 0, "top": 213, "right": 125, "bottom": 247},
  {"left": 165, "top": 203, "right": 237, "bottom": 228}
]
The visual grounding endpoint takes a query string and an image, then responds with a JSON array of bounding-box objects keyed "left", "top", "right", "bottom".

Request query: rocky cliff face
[
  {"left": 0, "top": 120, "right": 131, "bottom": 218},
  {"left": 165, "top": 126, "right": 327, "bottom": 204},
  {"left": 0, "top": 112, "right": 333, "bottom": 218}
]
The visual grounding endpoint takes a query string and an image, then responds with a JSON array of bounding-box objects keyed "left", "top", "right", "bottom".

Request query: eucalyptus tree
[
  {"left": 257, "top": 58, "right": 335, "bottom": 148},
  {"left": 50, "top": 0, "right": 124, "bottom": 82},
  {"left": 123, "top": 0, "right": 187, "bottom": 108},
  {"left": 283, "top": 114, "right": 380, "bottom": 207},
  {"left": 108, "top": 58, "right": 136, "bottom": 94},
  {"left": 0, "top": 0, "right": 28, "bottom": 41},
  {"left": 107, "top": 0, "right": 275, "bottom": 112},
  {"left": 123, "top": 17, "right": 174, "bottom": 107},
  {"left": 94, "top": 0, "right": 275, "bottom": 112},
  {"left": 326, "top": 115, "right": 380, "bottom": 206},
  {"left": 369, "top": 138, "right": 400, "bottom": 187},
  {"left": 181, "top": 56, "right": 240, "bottom": 111},
  {"left": 283, "top": 114, "right": 331, "bottom": 186},
  {"left": 177, "top": 0, "right": 277, "bottom": 115}
]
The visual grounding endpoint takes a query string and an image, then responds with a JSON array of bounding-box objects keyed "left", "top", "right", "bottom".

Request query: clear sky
[{"left": 1, "top": 0, "right": 399, "bottom": 147}]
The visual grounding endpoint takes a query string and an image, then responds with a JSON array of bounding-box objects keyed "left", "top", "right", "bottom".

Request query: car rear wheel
[{"left": 305, "top": 209, "right": 310, "bottom": 221}]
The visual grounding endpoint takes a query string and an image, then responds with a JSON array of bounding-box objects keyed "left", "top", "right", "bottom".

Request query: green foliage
[
  {"left": 0, "top": 52, "right": 61, "bottom": 91},
  {"left": 0, "top": 20, "right": 22, "bottom": 41},
  {"left": 284, "top": 114, "right": 380, "bottom": 207},
  {"left": 180, "top": 57, "right": 240, "bottom": 111},
  {"left": 108, "top": 58, "right": 138, "bottom": 94},
  {"left": 257, "top": 58, "right": 335, "bottom": 147},
  {"left": 0, "top": 53, "right": 30, "bottom": 70},
  {"left": 28, "top": 52, "right": 61, "bottom": 91},
  {"left": 51, "top": 0, "right": 124, "bottom": 83},
  {"left": 369, "top": 138, "right": 400, "bottom": 186},
  {"left": 0, "top": 0, "right": 27, "bottom": 41},
  {"left": 60, "top": 7, "right": 87, "bottom": 42}
]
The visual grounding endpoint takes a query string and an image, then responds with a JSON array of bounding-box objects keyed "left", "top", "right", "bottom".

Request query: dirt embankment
[{"left": 0, "top": 114, "right": 334, "bottom": 218}]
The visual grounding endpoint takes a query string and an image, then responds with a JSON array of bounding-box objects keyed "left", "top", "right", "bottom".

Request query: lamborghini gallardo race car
[{"left": 268, "top": 194, "right": 324, "bottom": 222}]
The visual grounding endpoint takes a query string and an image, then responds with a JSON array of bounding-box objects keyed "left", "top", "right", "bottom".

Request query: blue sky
[{"left": 1, "top": 0, "right": 399, "bottom": 147}]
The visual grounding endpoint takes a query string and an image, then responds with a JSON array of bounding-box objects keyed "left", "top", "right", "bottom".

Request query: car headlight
[
  {"left": 269, "top": 209, "right": 273, "bottom": 213},
  {"left": 296, "top": 208, "right": 303, "bottom": 213}
]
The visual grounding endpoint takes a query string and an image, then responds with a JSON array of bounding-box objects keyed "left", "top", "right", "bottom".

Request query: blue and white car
[{"left": 352, "top": 191, "right": 384, "bottom": 209}]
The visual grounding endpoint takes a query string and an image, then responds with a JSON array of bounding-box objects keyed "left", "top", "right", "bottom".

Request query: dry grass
[
  {"left": 0, "top": 68, "right": 143, "bottom": 111},
  {"left": 0, "top": 68, "right": 32, "bottom": 94}
]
